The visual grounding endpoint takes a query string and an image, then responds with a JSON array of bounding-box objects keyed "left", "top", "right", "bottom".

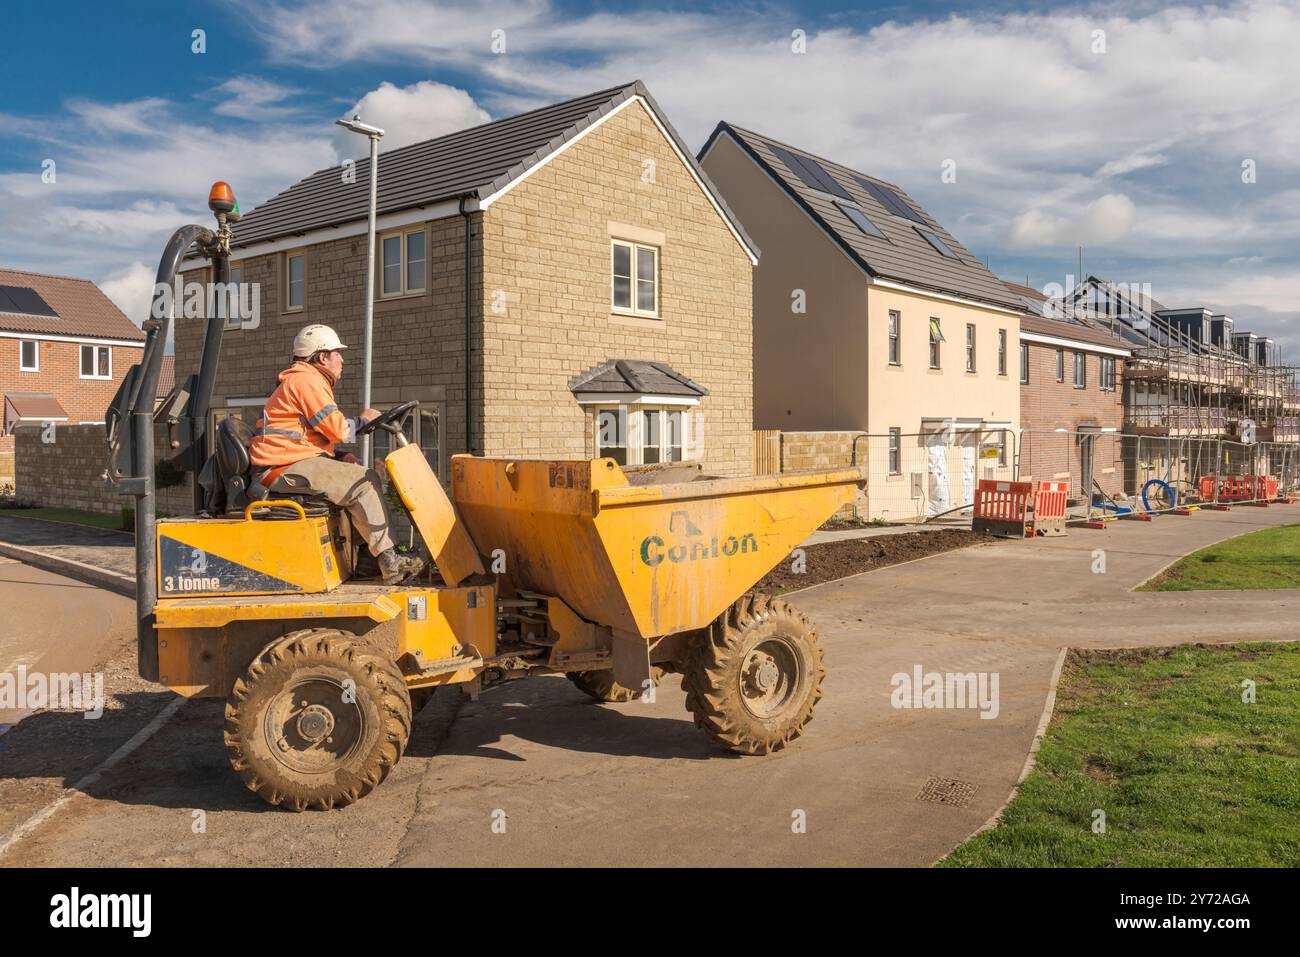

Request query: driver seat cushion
[{"left": 212, "top": 416, "right": 333, "bottom": 518}]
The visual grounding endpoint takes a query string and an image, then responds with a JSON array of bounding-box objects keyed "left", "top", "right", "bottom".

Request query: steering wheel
[{"left": 355, "top": 399, "right": 419, "bottom": 437}]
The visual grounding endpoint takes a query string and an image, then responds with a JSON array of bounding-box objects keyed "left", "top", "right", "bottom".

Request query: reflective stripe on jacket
[{"left": 249, "top": 361, "right": 354, "bottom": 483}]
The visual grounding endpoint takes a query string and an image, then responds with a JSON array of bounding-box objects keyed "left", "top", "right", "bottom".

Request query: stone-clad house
[{"left": 178, "top": 81, "right": 758, "bottom": 484}]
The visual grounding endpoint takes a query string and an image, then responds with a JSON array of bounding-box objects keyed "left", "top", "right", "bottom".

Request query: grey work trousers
[{"left": 268, "top": 456, "right": 395, "bottom": 557}]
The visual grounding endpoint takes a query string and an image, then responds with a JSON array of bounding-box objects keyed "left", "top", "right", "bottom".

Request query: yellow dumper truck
[{"left": 104, "top": 185, "right": 865, "bottom": 810}]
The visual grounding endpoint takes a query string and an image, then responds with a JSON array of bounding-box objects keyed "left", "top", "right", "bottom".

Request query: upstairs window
[
  {"left": 19, "top": 339, "right": 38, "bottom": 372},
  {"left": 1020, "top": 343, "right": 1029, "bottom": 384},
  {"left": 888, "top": 311, "right": 901, "bottom": 364},
  {"left": 380, "top": 228, "right": 427, "bottom": 298},
  {"left": 285, "top": 252, "right": 305, "bottom": 311},
  {"left": 998, "top": 329, "right": 1008, "bottom": 375},
  {"left": 965, "top": 323, "right": 976, "bottom": 372},
  {"left": 80, "top": 345, "right": 111, "bottom": 379},
  {"left": 1100, "top": 356, "right": 1117, "bottom": 391},
  {"left": 1055, "top": 349, "right": 1065, "bottom": 382},
  {"left": 612, "top": 240, "right": 658, "bottom": 317},
  {"left": 929, "top": 318, "right": 944, "bottom": 369},
  {"left": 1073, "top": 351, "right": 1086, "bottom": 388}
]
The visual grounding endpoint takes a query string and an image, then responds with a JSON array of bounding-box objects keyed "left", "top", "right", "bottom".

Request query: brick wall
[
  {"left": 1020, "top": 341, "right": 1124, "bottom": 497},
  {"left": 481, "top": 99, "right": 754, "bottom": 477},
  {"left": 176, "top": 99, "right": 754, "bottom": 481},
  {"left": 15, "top": 423, "right": 193, "bottom": 516},
  {"left": 1, "top": 336, "right": 142, "bottom": 484}
]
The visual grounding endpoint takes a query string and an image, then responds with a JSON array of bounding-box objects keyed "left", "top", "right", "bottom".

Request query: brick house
[
  {"left": 177, "top": 82, "right": 758, "bottom": 487},
  {"left": 699, "top": 124, "right": 1021, "bottom": 519},
  {"left": 0, "top": 268, "right": 145, "bottom": 486},
  {"left": 1003, "top": 281, "right": 1131, "bottom": 498}
]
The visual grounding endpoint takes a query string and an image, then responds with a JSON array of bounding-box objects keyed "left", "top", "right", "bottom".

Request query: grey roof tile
[
  {"left": 227, "top": 82, "right": 757, "bottom": 260},
  {"left": 702, "top": 123, "right": 1022, "bottom": 311},
  {"left": 569, "top": 358, "right": 708, "bottom": 397}
]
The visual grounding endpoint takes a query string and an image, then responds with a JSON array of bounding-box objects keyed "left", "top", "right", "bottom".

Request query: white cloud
[
  {"left": 99, "top": 260, "right": 156, "bottom": 328},
  {"left": 213, "top": 76, "right": 302, "bottom": 120},
  {"left": 332, "top": 81, "right": 491, "bottom": 157},
  {"left": 1010, "top": 194, "right": 1137, "bottom": 248}
]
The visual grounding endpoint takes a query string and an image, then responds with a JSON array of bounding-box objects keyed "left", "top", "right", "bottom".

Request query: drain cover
[{"left": 916, "top": 777, "right": 977, "bottom": 808}]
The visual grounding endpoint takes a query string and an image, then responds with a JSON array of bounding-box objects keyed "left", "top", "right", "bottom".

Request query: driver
[{"left": 249, "top": 323, "right": 425, "bottom": 585}]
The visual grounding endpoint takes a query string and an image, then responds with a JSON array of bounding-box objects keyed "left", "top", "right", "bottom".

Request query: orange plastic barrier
[
  {"left": 1031, "top": 480, "right": 1069, "bottom": 536},
  {"left": 973, "top": 479, "right": 1033, "bottom": 538},
  {"left": 1199, "top": 474, "right": 1280, "bottom": 503}
]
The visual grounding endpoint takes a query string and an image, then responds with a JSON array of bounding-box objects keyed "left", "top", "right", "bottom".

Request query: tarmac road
[{"left": 0, "top": 506, "right": 1295, "bottom": 866}]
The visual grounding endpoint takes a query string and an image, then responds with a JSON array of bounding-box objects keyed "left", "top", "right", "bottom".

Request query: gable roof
[
  {"left": 701, "top": 123, "right": 1020, "bottom": 311},
  {"left": 569, "top": 359, "right": 708, "bottom": 397},
  {"left": 227, "top": 81, "right": 757, "bottom": 262},
  {"left": 0, "top": 268, "right": 145, "bottom": 342},
  {"left": 1002, "top": 280, "right": 1130, "bottom": 352}
]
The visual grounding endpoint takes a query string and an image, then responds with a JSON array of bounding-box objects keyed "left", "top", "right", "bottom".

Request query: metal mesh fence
[{"left": 852, "top": 429, "right": 1016, "bottom": 523}]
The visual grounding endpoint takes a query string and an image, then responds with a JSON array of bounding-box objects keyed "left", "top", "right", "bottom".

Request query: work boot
[{"left": 378, "top": 548, "right": 426, "bottom": 585}]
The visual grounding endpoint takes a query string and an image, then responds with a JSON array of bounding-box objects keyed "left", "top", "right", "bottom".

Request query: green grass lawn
[
  {"left": 1140, "top": 522, "right": 1300, "bottom": 591},
  {"left": 1, "top": 506, "right": 127, "bottom": 531},
  {"left": 941, "top": 643, "right": 1300, "bottom": 867}
]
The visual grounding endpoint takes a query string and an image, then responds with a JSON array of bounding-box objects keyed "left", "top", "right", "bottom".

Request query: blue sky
[{"left": 3, "top": 0, "right": 1298, "bottom": 356}]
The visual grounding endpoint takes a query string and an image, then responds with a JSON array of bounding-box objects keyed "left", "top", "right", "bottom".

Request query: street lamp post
[{"left": 335, "top": 114, "right": 385, "bottom": 467}]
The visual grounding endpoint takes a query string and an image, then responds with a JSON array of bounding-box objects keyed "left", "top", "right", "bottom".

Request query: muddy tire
[
  {"left": 567, "top": 666, "right": 665, "bottom": 703},
  {"left": 682, "top": 594, "right": 823, "bottom": 755},
  {"left": 223, "top": 629, "right": 412, "bottom": 811}
]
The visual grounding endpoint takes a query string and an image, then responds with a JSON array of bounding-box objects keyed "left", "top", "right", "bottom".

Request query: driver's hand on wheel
[
  {"left": 360, "top": 408, "right": 381, "bottom": 424},
  {"left": 335, "top": 452, "right": 359, "bottom": 465}
]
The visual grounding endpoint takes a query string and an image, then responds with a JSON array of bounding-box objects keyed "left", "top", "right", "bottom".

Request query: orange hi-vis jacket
[{"left": 249, "top": 361, "right": 355, "bottom": 485}]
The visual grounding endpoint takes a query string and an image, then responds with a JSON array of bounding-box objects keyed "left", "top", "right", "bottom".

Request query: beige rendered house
[
  {"left": 177, "top": 82, "right": 758, "bottom": 483},
  {"left": 699, "top": 124, "right": 1021, "bottom": 518}
]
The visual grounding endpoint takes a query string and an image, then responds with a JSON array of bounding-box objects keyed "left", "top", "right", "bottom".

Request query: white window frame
[
  {"left": 19, "top": 339, "right": 38, "bottom": 372},
  {"left": 611, "top": 240, "right": 659, "bottom": 318},
  {"left": 1019, "top": 342, "right": 1029, "bottom": 384},
  {"left": 1073, "top": 351, "right": 1086, "bottom": 389},
  {"left": 965, "top": 323, "right": 976, "bottom": 372},
  {"left": 80, "top": 344, "right": 112, "bottom": 380},
  {"left": 997, "top": 328, "right": 1007, "bottom": 376},
  {"left": 887, "top": 310, "right": 901, "bottom": 365},
  {"left": 378, "top": 227, "right": 428, "bottom": 299},
  {"left": 929, "top": 317, "right": 943, "bottom": 369},
  {"left": 1100, "top": 356, "right": 1116, "bottom": 392},
  {"left": 888, "top": 428, "right": 901, "bottom": 475},
  {"left": 284, "top": 251, "right": 305, "bottom": 312},
  {"left": 1055, "top": 349, "right": 1065, "bottom": 382},
  {"left": 592, "top": 401, "right": 693, "bottom": 465}
]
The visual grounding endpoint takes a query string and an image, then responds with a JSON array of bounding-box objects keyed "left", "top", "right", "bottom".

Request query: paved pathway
[{"left": 1, "top": 505, "right": 1294, "bottom": 866}]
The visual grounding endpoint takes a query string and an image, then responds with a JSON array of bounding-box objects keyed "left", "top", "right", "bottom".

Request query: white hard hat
[{"left": 293, "top": 324, "right": 347, "bottom": 358}]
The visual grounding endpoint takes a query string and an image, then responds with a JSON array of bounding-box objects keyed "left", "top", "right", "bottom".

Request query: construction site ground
[{"left": 0, "top": 504, "right": 1296, "bottom": 867}]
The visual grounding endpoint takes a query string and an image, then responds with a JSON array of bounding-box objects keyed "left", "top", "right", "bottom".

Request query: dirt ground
[{"left": 751, "top": 529, "right": 991, "bottom": 594}]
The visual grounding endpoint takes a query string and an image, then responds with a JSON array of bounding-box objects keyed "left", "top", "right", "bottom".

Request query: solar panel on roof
[
  {"left": 768, "top": 145, "right": 852, "bottom": 200},
  {"left": 853, "top": 176, "right": 926, "bottom": 223},
  {"left": 835, "top": 201, "right": 886, "bottom": 239},
  {"left": 914, "top": 226, "right": 961, "bottom": 259},
  {"left": 0, "top": 285, "right": 59, "bottom": 318}
]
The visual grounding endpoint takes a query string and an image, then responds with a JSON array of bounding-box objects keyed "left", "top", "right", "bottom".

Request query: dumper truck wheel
[
  {"left": 567, "top": 667, "right": 665, "bottom": 703},
  {"left": 683, "top": 594, "right": 823, "bottom": 755},
  {"left": 223, "top": 629, "right": 412, "bottom": 812}
]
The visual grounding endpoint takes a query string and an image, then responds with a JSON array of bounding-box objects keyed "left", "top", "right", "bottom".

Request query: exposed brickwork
[
  {"left": 14, "top": 424, "right": 192, "bottom": 515},
  {"left": 1, "top": 336, "right": 142, "bottom": 484},
  {"left": 1019, "top": 341, "right": 1124, "bottom": 496}
]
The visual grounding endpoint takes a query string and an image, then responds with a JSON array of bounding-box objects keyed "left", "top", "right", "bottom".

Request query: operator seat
[{"left": 212, "top": 416, "right": 331, "bottom": 518}]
